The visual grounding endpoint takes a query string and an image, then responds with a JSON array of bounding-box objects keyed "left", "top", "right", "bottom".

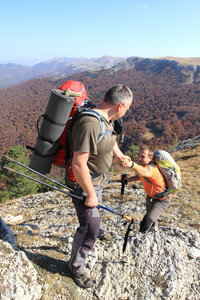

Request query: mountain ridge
[{"left": 111, "top": 56, "right": 200, "bottom": 84}]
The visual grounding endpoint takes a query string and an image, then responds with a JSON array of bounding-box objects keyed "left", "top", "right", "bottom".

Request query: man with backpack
[
  {"left": 67, "top": 85, "right": 133, "bottom": 288},
  {"left": 122, "top": 145, "right": 171, "bottom": 232}
]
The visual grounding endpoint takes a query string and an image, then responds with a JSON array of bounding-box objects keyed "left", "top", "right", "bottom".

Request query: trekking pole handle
[{"left": 121, "top": 173, "right": 127, "bottom": 195}]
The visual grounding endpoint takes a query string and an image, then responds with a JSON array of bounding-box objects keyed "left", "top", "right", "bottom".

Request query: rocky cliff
[
  {"left": 110, "top": 56, "right": 200, "bottom": 84},
  {"left": 0, "top": 139, "right": 200, "bottom": 300}
]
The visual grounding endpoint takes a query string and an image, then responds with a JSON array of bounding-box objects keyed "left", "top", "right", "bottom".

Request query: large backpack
[
  {"left": 28, "top": 80, "right": 120, "bottom": 181},
  {"left": 150, "top": 150, "right": 182, "bottom": 193}
]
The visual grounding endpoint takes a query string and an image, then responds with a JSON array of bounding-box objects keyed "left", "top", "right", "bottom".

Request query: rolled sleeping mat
[
  {"left": 39, "top": 89, "right": 75, "bottom": 141},
  {"left": 29, "top": 142, "right": 58, "bottom": 174},
  {"left": 29, "top": 89, "right": 75, "bottom": 174}
]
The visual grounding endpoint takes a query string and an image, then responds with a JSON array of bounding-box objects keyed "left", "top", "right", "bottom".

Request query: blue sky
[{"left": 0, "top": 0, "right": 199, "bottom": 65}]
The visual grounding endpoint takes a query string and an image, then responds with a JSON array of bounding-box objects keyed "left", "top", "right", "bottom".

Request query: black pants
[{"left": 68, "top": 185, "right": 104, "bottom": 275}]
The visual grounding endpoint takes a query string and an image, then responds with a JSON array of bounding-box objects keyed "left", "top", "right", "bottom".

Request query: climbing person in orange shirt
[{"left": 122, "top": 145, "right": 171, "bottom": 232}]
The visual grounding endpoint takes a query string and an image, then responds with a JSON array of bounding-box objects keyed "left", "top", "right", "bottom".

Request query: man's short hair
[
  {"left": 139, "top": 145, "right": 154, "bottom": 157},
  {"left": 104, "top": 85, "right": 133, "bottom": 106}
]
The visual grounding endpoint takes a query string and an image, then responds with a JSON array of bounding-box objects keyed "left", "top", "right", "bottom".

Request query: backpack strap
[
  {"left": 79, "top": 109, "right": 116, "bottom": 143},
  {"left": 84, "top": 110, "right": 114, "bottom": 184}
]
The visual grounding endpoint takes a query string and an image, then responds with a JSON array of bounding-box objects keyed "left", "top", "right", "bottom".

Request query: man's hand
[
  {"left": 122, "top": 158, "right": 132, "bottom": 168},
  {"left": 85, "top": 194, "right": 99, "bottom": 208},
  {"left": 120, "top": 155, "right": 131, "bottom": 162},
  {"left": 119, "top": 155, "right": 132, "bottom": 168}
]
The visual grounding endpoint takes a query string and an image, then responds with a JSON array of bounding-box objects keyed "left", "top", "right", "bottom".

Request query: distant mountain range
[
  {"left": 0, "top": 56, "right": 127, "bottom": 89},
  {"left": 1, "top": 55, "right": 200, "bottom": 90}
]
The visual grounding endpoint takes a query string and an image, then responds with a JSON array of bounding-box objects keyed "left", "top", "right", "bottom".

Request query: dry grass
[
  {"left": 143, "top": 129, "right": 156, "bottom": 140},
  {"left": 162, "top": 146, "right": 200, "bottom": 232},
  {"left": 154, "top": 56, "right": 200, "bottom": 66},
  {"left": 173, "top": 145, "right": 200, "bottom": 196}
]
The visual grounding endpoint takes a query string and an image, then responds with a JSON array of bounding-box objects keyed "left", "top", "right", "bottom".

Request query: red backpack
[{"left": 53, "top": 80, "right": 90, "bottom": 167}]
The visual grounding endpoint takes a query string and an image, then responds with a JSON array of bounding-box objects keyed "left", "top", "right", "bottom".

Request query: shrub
[{"left": 0, "top": 144, "right": 53, "bottom": 202}]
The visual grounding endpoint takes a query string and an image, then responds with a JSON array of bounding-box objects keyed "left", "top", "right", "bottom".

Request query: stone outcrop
[
  {"left": 0, "top": 186, "right": 200, "bottom": 300},
  {"left": 0, "top": 218, "right": 45, "bottom": 300},
  {"left": 169, "top": 136, "right": 200, "bottom": 153},
  {"left": 0, "top": 137, "right": 200, "bottom": 299},
  {"left": 90, "top": 227, "right": 200, "bottom": 300}
]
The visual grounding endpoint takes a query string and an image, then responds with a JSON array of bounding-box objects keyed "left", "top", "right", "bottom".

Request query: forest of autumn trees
[{"left": 0, "top": 60, "right": 200, "bottom": 159}]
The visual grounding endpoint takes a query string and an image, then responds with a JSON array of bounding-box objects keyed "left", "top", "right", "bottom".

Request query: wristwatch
[{"left": 131, "top": 161, "right": 135, "bottom": 168}]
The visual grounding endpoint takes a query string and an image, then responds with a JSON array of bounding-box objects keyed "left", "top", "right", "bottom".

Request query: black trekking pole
[
  {"left": 123, "top": 218, "right": 134, "bottom": 253},
  {"left": 120, "top": 173, "right": 135, "bottom": 253},
  {"left": 121, "top": 173, "right": 127, "bottom": 200},
  {"left": 117, "top": 173, "right": 128, "bottom": 225},
  {"left": 2, "top": 161, "right": 133, "bottom": 222}
]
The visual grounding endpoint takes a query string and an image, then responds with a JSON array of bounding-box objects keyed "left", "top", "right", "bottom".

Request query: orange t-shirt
[{"left": 140, "top": 164, "right": 167, "bottom": 198}]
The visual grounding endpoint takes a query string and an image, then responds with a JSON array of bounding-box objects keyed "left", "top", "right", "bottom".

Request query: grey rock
[
  {"left": 0, "top": 240, "right": 44, "bottom": 300},
  {"left": 0, "top": 140, "right": 200, "bottom": 300},
  {"left": 170, "top": 136, "right": 200, "bottom": 153}
]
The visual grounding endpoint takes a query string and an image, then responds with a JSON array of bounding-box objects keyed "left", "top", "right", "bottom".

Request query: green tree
[
  {"left": 0, "top": 144, "right": 53, "bottom": 202},
  {"left": 127, "top": 144, "right": 139, "bottom": 162}
]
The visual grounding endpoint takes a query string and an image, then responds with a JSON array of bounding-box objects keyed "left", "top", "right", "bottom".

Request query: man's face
[
  {"left": 137, "top": 149, "right": 152, "bottom": 166},
  {"left": 112, "top": 100, "right": 132, "bottom": 121}
]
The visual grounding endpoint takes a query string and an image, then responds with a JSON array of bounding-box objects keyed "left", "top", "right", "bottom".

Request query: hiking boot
[
  {"left": 98, "top": 231, "right": 117, "bottom": 241},
  {"left": 67, "top": 262, "right": 93, "bottom": 289},
  {"left": 73, "top": 273, "right": 94, "bottom": 289}
]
